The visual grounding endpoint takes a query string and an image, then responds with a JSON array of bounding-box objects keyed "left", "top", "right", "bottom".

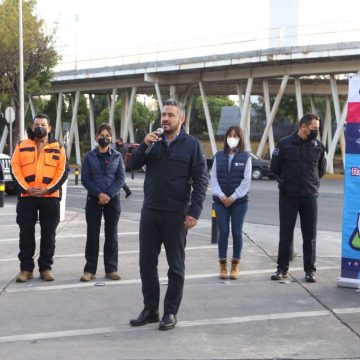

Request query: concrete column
[
  {"left": 169, "top": 85, "right": 176, "bottom": 99},
  {"left": 108, "top": 88, "right": 117, "bottom": 142},
  {"left": 294, "top": 78, "right": 303, "bottom": 120},
  {"left": 67, "top": 91, "right": 81, "bottom": 164},
  {"left": 54, "top": 92, "right": 63, "bottom": 141},
  {"left": 88, "top": 94, "right": 96, "bottom": 149},
  {"left": 310, "top": 95, "right": 317, "bottom": 115},
  {"left": 199, "top": 81, "right": 217, "bottom": 155},
  {"left": 155, "top": 83, "right": 163, "bottom": 112},
  {"left": 330, "top": 75, "right": 346, "bottom": 163},
  {"left": 327, "top": 99, "right": 348, "bottom": 173},
  {"left": 123, "top": 87, "right": 137, "bottom": 143},
  {"left": 120, "top": 92, "right": 128, "bottom": 139},
  {"left": 257, "top": 75, "right": 288, "bottom": 158},
  {"left": 321, "top": 96, "right": 332, "bottom": 149},
  {"left": 182, "top": 87, "right": 192, "bottom": 108},
  {"left": 262, "top": 80, "right": 275, "bottom": 156},
  {"left": 185, "top": 95, "right": 193, "bottom": 134},
  {"left": 240, "top": 78, "right": 253, "bottom": 152},
  {"left": 28, "top": 95, "right": 36, "bottom": 118}
]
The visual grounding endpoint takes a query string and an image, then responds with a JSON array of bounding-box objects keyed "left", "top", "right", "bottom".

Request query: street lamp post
[{"left": 18, "top": 0, "right": 25, "bottom": 141}]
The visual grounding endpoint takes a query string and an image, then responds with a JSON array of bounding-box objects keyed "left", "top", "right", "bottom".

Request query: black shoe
[
  {"left": 159, "top": 313, "right": 177, "bottom": 331},
  {"left": 305, "top": 271, "right": 316, "bottom": 283},
  {"left": 129, "top": 309, "right": 159, "bottom": 326},
  {"left": 125, "top": 191, "right": 132, "bottom": 199},
  {"left": 271, "top": 269, "right": 288, "bottom": 280}
]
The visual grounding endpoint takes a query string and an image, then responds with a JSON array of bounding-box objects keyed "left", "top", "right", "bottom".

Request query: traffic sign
[{"left": 4, "top": 107, "right": 15, "bottom": 124}]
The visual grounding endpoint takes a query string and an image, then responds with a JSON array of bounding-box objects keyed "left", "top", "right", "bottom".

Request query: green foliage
[
  {"left": 0, "top": 0, "right": 59, "bottom": 129},
  {"left": 190, "top": 95, "right": 234, "bottom": 136}
]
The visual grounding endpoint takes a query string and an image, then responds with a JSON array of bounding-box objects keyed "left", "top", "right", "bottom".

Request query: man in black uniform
[
  {"left": 129, "top": 99, "right": 208, "bottom": 330},
  {"left": 270, "top": 113, "right": 326, "bottom": 283}
]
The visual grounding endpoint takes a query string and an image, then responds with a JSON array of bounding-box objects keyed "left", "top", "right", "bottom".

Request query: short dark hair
[
  {"left": 223, "top": 125, "right": 245, "bottom": 152},
  {"left": 33, "top": 113, "right": 50, "bottom": 125},
  {"left": 163, "top": 99, "right": 185, "bottom": 118},
  {"left": 96, "top": 123, "right": 112, "bottom": 136},
  {"left": 299, "top": 113, "right": 319, "bottom": 127}
]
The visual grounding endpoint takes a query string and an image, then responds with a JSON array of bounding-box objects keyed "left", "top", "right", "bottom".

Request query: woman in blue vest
[
  {"left": 80, "top": 123, "right": 125, "bottom": 282},
  {"left": 211, "top": 125, "right": 252, "bottom": 279}
]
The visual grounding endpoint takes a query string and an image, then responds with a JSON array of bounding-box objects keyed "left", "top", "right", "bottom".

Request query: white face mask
[{"left": 227, "top": 137, "right": 239, "bottom": 149}]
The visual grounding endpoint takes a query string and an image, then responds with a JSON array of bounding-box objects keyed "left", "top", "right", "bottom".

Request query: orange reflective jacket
[{"left": 11, "top": 138, "right": 68, "bottom": 198}]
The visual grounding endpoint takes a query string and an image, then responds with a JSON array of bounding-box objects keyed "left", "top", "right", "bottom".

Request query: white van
[{"left": 0, "top": 153, "right": 16, "bottom": 194}]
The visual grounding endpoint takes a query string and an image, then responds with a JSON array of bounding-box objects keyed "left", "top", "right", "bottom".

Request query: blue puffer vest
[
  {"left": 213, "top": 150, "right": 250, "bottom": 204},
  {"left": 85, "top": 149, "right": 121, "bottom": 194}
]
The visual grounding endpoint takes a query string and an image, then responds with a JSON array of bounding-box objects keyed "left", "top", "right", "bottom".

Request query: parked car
[
  {"left": 206, "top": 152, "right": 273, "bottom": 180},
  {"left": 0, "top": 153, "right": 17, "bottom": 194}
]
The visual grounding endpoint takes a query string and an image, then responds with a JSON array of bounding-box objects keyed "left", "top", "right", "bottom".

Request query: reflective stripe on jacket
[{"left": 11, "top": 138, "right": 68, "bottom": 198}]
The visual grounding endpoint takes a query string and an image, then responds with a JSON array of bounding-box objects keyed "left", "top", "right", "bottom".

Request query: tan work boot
[
  {"left": 80, "top": 272, "right": 96, "bottom": 282},
  {"left": 40, "top": 270, "right": 55, "bottom": 281},
  {"left": 219, "top": 258, "right": 228, "bottom": 279},
  {"left": 15, "top": 271, "right": 33, "bottom": 283},
  {"left": 105, "top": 272, "right": 121, "bottom": 280},
  {"left": 230, "top": 259, "right": 240, "bottom": 280}
]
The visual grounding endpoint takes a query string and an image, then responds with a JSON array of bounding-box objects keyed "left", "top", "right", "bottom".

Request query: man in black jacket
[
  {"left": 270, "top": 113, "right": 326, "bottom": 283},
  {"left": 129, "top": 99, "right": 208, "bottom": 330}
]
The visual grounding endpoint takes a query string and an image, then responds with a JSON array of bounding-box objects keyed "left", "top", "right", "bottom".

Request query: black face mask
[
  {"left": 98, "top": 137, "right": 111, "bottom": 148},
  {"left": 33, "top": 127, "right": 48, "bottom": 139},
  {"left": 308, "top": 129, "right": 318, "bottom": 141}
]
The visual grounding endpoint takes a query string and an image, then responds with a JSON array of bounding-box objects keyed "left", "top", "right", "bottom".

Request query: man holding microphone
[{"left": 129, "top": 99, "right": 208, "bottom": 331}]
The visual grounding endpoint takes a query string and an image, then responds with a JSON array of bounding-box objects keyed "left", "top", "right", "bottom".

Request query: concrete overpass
[{"left": 30, "top": 41, "right": 360, "bottom": 172}]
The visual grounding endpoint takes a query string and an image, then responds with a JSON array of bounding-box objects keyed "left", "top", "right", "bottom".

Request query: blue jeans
[{"left": 214, "top": 201, "right": 248, "bottom": 259}]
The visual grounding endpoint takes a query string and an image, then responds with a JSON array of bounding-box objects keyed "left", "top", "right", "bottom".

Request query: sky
[{"left": 34, "top": 0, "right": 360, "bottom": 71}]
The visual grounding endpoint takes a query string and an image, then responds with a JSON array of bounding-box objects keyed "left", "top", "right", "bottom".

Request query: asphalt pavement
[{"left": 0, "top": 173, "right": 359, "bottom": 360}]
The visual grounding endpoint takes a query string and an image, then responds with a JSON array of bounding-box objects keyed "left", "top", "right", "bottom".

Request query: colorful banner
[{"left": 338, "top": 76, "right": 360, "bottom": 288}]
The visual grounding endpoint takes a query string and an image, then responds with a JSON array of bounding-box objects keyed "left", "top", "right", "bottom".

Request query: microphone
[{"left": 145, "top": 128, "right": 164, "bottom": 155}]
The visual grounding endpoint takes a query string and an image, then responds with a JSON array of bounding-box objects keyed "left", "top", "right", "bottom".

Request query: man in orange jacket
[{"left": 11, "top": 113, "right": 68, "bottom": 282}]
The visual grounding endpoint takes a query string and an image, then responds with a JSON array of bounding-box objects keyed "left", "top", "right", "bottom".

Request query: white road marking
[
  {"left": 0, "top": 307, "right": 359, "bottom": 343},
  {"left": 0, "top": 327, "right": 117, "bottom": 343},
  {"left": 5, "top": 266, "right": 337, "bottom": 293}
]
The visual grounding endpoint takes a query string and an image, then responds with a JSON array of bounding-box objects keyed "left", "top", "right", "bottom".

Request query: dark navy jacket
[
  {"left": 271, "top": 132, "right": 326, "bottom": 197},
  {"left": 81, "top": 147, "right": 125, "bottom": 199},
  {"left": 130, "top": 128, "right": 208, "bottom": 219},
  {"left": 213, "top": 150, "right": 250, "bottom": 204}
]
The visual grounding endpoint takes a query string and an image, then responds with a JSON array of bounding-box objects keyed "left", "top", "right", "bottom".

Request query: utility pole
[{"left": 18, "top": 0, "right": 25, "bottom": 140}]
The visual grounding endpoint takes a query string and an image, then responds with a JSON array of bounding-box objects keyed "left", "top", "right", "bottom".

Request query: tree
[{"left": 0, "top": 0, "right": 59, "bottom": 141}]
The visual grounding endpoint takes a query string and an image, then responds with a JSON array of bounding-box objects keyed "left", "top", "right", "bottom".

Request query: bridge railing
[{"left": 54, "top": 21, "right": 360, "bottom": 72}]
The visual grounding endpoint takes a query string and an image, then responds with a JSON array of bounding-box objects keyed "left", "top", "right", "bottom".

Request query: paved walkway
[{"left": 0, "top": 177, "right": 359, "bottom": 360}]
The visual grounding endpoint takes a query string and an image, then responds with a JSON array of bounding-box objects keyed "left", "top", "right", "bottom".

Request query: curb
[{"left": 323, "top": 173, "right": 344, "bottom": 180}]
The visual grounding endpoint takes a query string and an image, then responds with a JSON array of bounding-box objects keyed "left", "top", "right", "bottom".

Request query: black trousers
[
  {"left": 84, "top": 195, "right": 121, "bottom": 274},
  {"left": 277, "top": 193, "right": 317, "bottom": 273},
  {"left": 139, "top": 207, "right": 186, "bottom": 315},
  {"left": 16, "top": 197, "right": 60, "bottom": 272}
]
